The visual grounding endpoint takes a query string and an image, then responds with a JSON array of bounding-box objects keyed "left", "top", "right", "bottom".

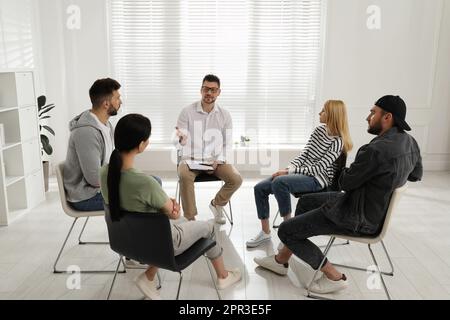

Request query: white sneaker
[
  {"left": 289, "top": 257, "right": 323, "bottom": 288},
  {"left": 124, "top": 257, "right": 147, "bottom": 269},
  {"left": 217, "top": 268, "right": 242, "bottom": 289},
  {"left": 277, "top": 242, "right": 284, "bottom": 251},
  {"left": 209, "top": 202, "right": 227, "bottom": 224},
  {"left": 135, "top": 272, "right": 161, "bottom": 300},
  {"left": 246, "top": 230, "right": 271, "bottom": 248},
  {"left": 308, "top": 274, "right": 348, "bottom": 294},
  {"left": 254, "top": 255, "right": 288, "bottom": 276}
]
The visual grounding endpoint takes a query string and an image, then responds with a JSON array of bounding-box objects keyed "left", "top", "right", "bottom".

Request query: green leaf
[
  {"left": 42, "top": 125, "right": 55, "bottom": 136},
  {"left": 39, "top": 105, "right": 55, "bottom": 116},
  {"left": 37, "top": 96, "right": 46, "bottom": 110},
  {"left": 41, "top": 134, "right": 53, "bottom": 155},
  {"left": 40, "top": 134, "right": 50, "bottom": 145},
  {"left": 43, "top": 143, "right": 53, "bottom": 155}
]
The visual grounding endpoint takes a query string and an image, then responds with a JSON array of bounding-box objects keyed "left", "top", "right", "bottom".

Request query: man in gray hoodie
[{"left": 64, "top": 78, "right": 122, "bottom": 211}]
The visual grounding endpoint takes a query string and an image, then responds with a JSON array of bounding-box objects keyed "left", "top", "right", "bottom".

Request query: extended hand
[
  {"left": 175, "top": 127, "right": 188, "bottom": 146},
  {"left": 171, "top": 198, "right": 181, "bottom": 219}
]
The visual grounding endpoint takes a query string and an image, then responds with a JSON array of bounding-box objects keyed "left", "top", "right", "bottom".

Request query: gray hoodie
[{"left": 63, "top": 110, "right": 114, "bottom": 202}]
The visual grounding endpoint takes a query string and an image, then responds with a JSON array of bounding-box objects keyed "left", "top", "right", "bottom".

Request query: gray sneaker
[{"left": 246, "top": 230, "right": 271, "bottom": 248}]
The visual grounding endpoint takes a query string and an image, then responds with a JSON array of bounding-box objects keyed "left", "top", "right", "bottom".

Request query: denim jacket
[{"left": 323, "top": 127, "right": 423, "bottom": 235}]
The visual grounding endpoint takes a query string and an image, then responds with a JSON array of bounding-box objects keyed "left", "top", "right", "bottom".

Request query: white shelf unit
[{"left": 0, "top": 71, "right": 45, "bottom": 226}]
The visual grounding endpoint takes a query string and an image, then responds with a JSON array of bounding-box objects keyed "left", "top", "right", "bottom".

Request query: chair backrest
[
  {"left": 56, "top": 161, "right": 104, "bottom": 218},
  {"left": 104, "top": 205, "right": 178, "bottom": 271},
  {"left": 294, "top": 153, "right": 347, "bottom": 198},
  {"left": 332, "top": 184, "right": 408, "bottom": 243},
  {"left": 376, "top": 184, "right": 408, "bottom": 240},
  {"left": 329, "top": 152, "right": 347, "bottom": 191},
  {"left": 56, "top": 162, "right": 78, "bottom": 217}
]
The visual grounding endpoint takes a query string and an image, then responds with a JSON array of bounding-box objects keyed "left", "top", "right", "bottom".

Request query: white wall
[
  {"left": 322, "top": 0, "right": 450, "bottom": 170},
  {"left": 2, "top": 0, "right": 448, "bottom": 172},
  {"left": 38, "top": 0, "right": 110, "bottom": 165}
]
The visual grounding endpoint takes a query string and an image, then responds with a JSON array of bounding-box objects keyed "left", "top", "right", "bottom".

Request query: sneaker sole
[{"left": 246, "top": 237, "right": 271, "bottom": 248}]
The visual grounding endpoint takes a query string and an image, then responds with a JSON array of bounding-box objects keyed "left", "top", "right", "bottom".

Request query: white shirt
[
  {"left": 174, "top": 101, "right": 233, "bottom": 163},
  {"left": 90, "top": 112, "right": 113, "bottom": 163}
]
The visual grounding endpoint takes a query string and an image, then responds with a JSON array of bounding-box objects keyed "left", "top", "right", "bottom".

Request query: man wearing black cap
[{"left": 254, "top": 95, "right": 422, "bottom": 295}]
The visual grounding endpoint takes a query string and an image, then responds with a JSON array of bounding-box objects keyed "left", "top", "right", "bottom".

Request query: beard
[
  {"left": 107, "top": 105, "right": 118, "bottom": 116},
  {"left": 367, "top": 121, "right": 382, "bottom": 135},
  {"left": 202, "top": 96, "right": 216, "bottom": 104}
]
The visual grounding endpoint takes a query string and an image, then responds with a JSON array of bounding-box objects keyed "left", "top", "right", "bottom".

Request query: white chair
[
  {"left": 53, "top": 162, "right": 124, "bottom": 274},
  {"left": 306, "top": 184, "right": 408, "bottom": 300}
]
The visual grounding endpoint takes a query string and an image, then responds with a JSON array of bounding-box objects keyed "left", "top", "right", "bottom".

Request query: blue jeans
[
  {"left": 69, "top": 175, "right": 163, "bottom": 212},
  {"left": 69, "top": 192, "right": 104, "bottom": 211},
  {"left": 254, "top": 174, "right": 322, "bottom": 219}
]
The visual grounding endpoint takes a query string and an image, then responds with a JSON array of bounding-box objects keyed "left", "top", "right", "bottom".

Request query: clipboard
[{"left": 185, "top": 160, "right": 214, "bottom": 171}]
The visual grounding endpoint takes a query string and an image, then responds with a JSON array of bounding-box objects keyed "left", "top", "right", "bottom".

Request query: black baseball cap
[{"left": 374, "top": 95, "right": 411, "bottom": 131}]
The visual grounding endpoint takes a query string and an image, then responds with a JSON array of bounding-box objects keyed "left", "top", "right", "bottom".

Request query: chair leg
[
  {"left": 205, "top": 256, "right": 222, "bottom": 300},
  {"left": 223, "top": 200, "right": 233, "bottom": 225},
  {"left": 381, "top": 240, "right": 395, "bottom": 276},
  {"left": 156, "top": 271, "right": 162, "bottom": 290},
  {"left": 272, "top": 210, "right": 281, "bottom": 229},
  {"left": 54, "top": 217, "right": 126, "bottom": 274},
  {"left": 53, "top": 218, "right": 78, "bottom": 273},
  {"left": 176, "top": 272, "right": 183, "bottom": 300},
  {"left": 368, "top": 244, "right": 391, "bottom": 300},
  {"left": 107, "top": 255, "right": 123, "bottom": 300},
  {"left": 175, "top": 180, "right": 181, "bottom": 205},
  {"left": 332, "top": 241, "right": 393, "bottom": 276},
  {"left": 78, "top": 217, "right": 109, "bottom": 245},
  {"left": 306, "top": 236, "right": 335, "bottom": 300}
]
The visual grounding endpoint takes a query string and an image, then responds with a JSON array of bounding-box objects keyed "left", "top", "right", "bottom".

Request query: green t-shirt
[{"left": 100, "top": 165, "right": 168, "bottom": 213}]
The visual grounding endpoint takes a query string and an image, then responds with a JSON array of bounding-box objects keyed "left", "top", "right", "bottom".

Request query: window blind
[
  {"left": 109, "top": 0, "right": 323, "bottom": 145},
  {"left": 0, "top": 0, "right": 34, "bottom": 68}
]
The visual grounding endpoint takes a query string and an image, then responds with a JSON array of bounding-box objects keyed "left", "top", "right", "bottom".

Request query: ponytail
[
  {"left": 106, "top": 114, "right": 152, "bottom": 222},
  {"left": 107, "top": 149, "right": 123, "bottom": 221}
]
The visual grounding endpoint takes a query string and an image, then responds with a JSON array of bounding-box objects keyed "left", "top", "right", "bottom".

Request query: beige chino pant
[{"left": 178, "top": 162, "right": 243, "bottom": 220}]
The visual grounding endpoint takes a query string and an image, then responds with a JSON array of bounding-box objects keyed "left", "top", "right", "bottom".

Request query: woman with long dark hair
[{"left": 100, "top": 114, "right": 241, "bottom": 300}]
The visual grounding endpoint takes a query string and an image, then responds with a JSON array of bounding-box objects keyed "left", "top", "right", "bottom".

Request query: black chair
[
  {"left": 104, "top": 205, "right": 221, "bottom": 300},
  {"left": 175, "top": 149, "right": 233, "bottom": 225},
  {"left": 272, "top": 153, "right": 347, "bottom": 229}
]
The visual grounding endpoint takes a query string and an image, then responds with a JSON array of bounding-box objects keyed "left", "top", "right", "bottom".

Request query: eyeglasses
[{"left": 201, "top": 86, "right": 220, "bottom": 94}]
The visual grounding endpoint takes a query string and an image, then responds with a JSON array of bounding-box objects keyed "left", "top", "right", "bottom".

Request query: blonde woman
[{"left": 246, "top": 100, "right": 353, "bottom": 248}]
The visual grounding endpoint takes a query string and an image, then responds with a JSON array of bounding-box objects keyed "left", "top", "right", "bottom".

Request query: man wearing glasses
[{"left": 175, "top": 74, "right": 242, "bottom": 223}]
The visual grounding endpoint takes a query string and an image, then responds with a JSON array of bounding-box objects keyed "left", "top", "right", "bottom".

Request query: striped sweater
[{"left": 287, "top": 125, "right": 343, "bottom": 188}]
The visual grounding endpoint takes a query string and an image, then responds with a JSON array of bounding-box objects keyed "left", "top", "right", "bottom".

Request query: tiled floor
[{"left": 1, "top": 172, "right": 450, "bottom": 300}]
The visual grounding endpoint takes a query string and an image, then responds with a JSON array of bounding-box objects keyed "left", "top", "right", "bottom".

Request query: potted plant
[{"left": 37, "top": 95, "right": 55, "bottom": 192}]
